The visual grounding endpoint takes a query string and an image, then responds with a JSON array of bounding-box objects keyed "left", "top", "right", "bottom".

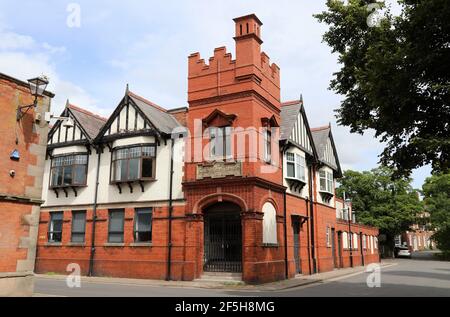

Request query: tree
[
  {"left": 315, "top": 0, "right": 450, "bottom": 177},
  {"left": 422, "top": 173, "right": 450, "bottom": 252},
  {"left": 337, "top": 167, "right": 422, "bottom": 255}
]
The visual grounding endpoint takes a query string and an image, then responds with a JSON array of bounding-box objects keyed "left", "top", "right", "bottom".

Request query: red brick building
[
  {"left": 0, "top": 73, "right": 54, "bottom": 296},
  {"left": 35, "top": 14, "right": 379, "bottom": 284}
]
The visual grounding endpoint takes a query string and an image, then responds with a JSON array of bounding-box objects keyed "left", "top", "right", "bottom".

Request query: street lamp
[{"left": 16, "top": 75, "right": 49, "bottom": 121}]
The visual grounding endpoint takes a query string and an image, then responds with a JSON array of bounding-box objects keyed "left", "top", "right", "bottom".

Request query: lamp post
[
  {"left": 343, "top": 192, "right": 353, "bottom": 268},
  {"left": 16, "top": 75, "right": 49, "bottom": 121}
]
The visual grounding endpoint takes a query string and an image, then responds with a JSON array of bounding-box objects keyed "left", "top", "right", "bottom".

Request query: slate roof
[
  {"left": 311, "top": 125, "right": 339, "bottom": 171},
  {"left": 67, "top": 104, "right": 107, "bottom": 140},
  {"left": 128, "top": 91, "right": 182, "bottom": 135},
  {"left": 280, "top": 100, "right": 302, "bottom": 141}
]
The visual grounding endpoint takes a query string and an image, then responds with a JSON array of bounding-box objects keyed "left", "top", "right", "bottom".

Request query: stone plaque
[{"left": 197, "top": 161, "right": 242, "bottom": 179}]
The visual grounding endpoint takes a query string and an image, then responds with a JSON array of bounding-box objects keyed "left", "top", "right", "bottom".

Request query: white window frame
[
  {"left": 342, "top": 232, "right": 348, "bottom": 249},
  {"left": 264, "top": 129, "right": 272, "bottom": 163},
  {"left": 353, "top": 233, "right": 358, "bottom": 250},
  {"left": 286, "top": 152, "right": 306, "bottom": 182},
  {"left": 319, "top": 170, "right": 334, "bottom": 193},
  {"left": 209, "top": 126, "right": 232, "bottom": 160},
  {"left": 326, "top": 227, "right": 332, "bottom": 247},
  {"left": 363, "top": 234, "right": 367, "bottom": 249}
]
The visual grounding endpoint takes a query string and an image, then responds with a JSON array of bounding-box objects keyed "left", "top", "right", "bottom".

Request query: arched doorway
[{"left": 203, "top": 202, "right": 242, "bottom": 273}]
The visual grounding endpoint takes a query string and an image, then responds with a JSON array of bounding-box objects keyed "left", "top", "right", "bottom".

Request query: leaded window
[
  {"left": 50, "top": 154, "right": 88, "bottom": 187},
  {"left": 111, "top": 145, "right": 156, "bottom": 182}
]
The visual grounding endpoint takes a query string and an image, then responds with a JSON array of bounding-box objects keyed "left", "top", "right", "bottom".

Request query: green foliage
[
  {"left": 337, "top": 167, "right": 422, "bottom": 242},
  {"left": 422, "top": 173, "right": 450, "bottom": 251},
  {"left": 315, "top": 0, "right": 450, "bottom": 177}
]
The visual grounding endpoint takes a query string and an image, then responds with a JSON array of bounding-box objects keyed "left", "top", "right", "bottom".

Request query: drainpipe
[
  {"left": 283, "top": 191, "right": 288, "bottom": 279},
  {"left": 305, "top": 197, "right": 312, "bottom": 274},
  {"left": 88, "top": 147, "right": 102, "bottom": 276},
  {"left": 166, "top": 138, "right": 175, "bottom": 281},
  {"left": 308, "top": 165, "right": 317, "bottom": 274}
]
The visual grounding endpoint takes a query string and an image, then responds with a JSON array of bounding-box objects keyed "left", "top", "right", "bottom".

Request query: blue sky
[{"left": 0, "top": 0, "right": 431, "bottom": 188}]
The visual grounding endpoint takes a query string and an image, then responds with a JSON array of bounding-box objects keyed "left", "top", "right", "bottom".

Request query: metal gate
[{"left": 204, "top": 211, "right": 242, "bottom": 273}]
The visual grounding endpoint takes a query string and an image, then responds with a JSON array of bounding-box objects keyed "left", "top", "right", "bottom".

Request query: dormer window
[
  {"left": 50, "top": 154, "right": 88, "bottom": 188},
  {"left": 319, "top": 170, "right": 334, "bottom": 194},
  {"left": 286, "top": 152, "right": 306, "bottom": 182},
  {"left": 111, "top": 144, "right": 156, "bottom": 183}
]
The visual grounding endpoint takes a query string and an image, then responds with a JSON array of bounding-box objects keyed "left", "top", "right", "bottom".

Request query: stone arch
[{"left": 193, "top": 193, "right": 248, "bottom": 214}]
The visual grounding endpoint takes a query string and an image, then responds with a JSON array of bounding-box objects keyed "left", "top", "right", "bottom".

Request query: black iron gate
[{"left": 204, "top": 212, "right": 242, "bottom": 273}]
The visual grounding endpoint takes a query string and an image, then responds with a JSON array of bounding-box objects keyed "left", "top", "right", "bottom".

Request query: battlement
[{"left": 188, "top": 14, "right": 281, "bottom": 107}]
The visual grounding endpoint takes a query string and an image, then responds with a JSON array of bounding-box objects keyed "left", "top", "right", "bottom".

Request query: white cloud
[
  {"left": 0, "top": 27, "right": 98, "bottom": 116},
  {"left": 0, "top": 30, "right": 34, "bottom": 50}
]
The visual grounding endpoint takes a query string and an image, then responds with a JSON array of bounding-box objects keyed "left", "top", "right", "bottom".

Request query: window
[
  {"left": 112, "top": 145, "right": 156, "bottom": 182},
  {"left": 209, "top": 127, "right": 232, "bottom": 159},
  {"left": 262, "top": 202, "right": 277, "bottom": 244},
  {"left": 374, "top": 237, "right": 378, "bottom": 249},
  {"left": 71, "top": 211, "right": 86, "bottom": 243},
  {"left": 264, "top": 129, "right": 272, "bottom": 163},
  {"left": 108, "top": 209, "right": 125, "bottom": 243},
  {"left": 319, "top": 170, "right": 333, "bottom": 193},
  {"left": 342, "top": 232, "right": 348, "bottom": 249},
  {"left": 363, "top": 235, "right": 367, "bottom": 249},
  {"left": 48, "top": 212, "right": 63, "bottom": 243},
  {"left": 326, "top": 227, "right": 332, "bottom": 247},
  {"left": 50, "top": 154, "right": 88, "bottom": 187},
  {"left": 134, "top": 208, "right": 152, "bottom": 243},
  {"left": 353, "top": 233, "right": 358, "bottom": 249},
  {"left": 286, "top": 152, "right": 306, "bottom": 182}
]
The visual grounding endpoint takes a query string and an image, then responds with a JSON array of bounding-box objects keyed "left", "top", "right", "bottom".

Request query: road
[{"left": 34, "top": 251, "right": 450, "bottom": 297}]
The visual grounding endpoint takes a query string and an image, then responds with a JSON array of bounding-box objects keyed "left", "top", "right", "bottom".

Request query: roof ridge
[
  {"left": 128, "top": 91, "right": 168, "bottom": 113},
  {"left": 68, "top": 104, "right": 107, "bottom": 122},
  {"left": 281, "top": 100, "right": 301, "bottom": 107},
  {"left": 311, "top": 125, "right": 330, "bottom": 132}
]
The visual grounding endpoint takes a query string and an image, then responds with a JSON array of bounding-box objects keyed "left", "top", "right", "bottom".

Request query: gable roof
[
  {"left": 280, "top": 99, "right": 317, "bottom": 157},
  {"left": 128, "top": 91, "right": 181, "bottom": 135},
  {"left": 48, "top": 102, "right": 107, "bottom": 144},
  {"left": 280, "top": 100, "right": 302, "bottom": 141},
  {"left": 311, "top": 125, "right": 342, "bottom": 176},
  {"left": 67, "top": 104, "right": 107, "bottom": 140}
]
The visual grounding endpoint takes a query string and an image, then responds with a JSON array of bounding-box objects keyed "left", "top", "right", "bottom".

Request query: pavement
[{"left": 33, "top": 251, "right": 450, "bottom": 297}]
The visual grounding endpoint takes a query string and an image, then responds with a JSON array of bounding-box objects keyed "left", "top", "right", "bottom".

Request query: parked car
[{"left": 395, "top": 246, "right": 412, "bottom": 258}]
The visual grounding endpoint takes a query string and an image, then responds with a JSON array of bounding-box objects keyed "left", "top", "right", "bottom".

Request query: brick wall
[{"left": 0, "top": 73, "right": 53, "bottom": 296}]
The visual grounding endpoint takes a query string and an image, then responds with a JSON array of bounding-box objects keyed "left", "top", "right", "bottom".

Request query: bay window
[
  {"left": 112, "top": 144, "right": 156, "bottom": 182},
  {"left": 209, "top": 126, "right": 232, "bottom": 159},
  {"left": 286, "top": 152, "right": 306, "bottom": 182},
  {"left": 319, "top": 170, "right": 334, "bottom": 193},
  {"left": 50, "top": 154, "right": 88, "bottom": 187}
]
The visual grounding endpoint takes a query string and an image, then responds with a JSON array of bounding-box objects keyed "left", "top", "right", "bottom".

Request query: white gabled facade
[
  {"left": 41, "top": 91, "right": 184, "bottom": 211},
  {"left": 280, "top": 101, "right": 317, "bottom": 200}
]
